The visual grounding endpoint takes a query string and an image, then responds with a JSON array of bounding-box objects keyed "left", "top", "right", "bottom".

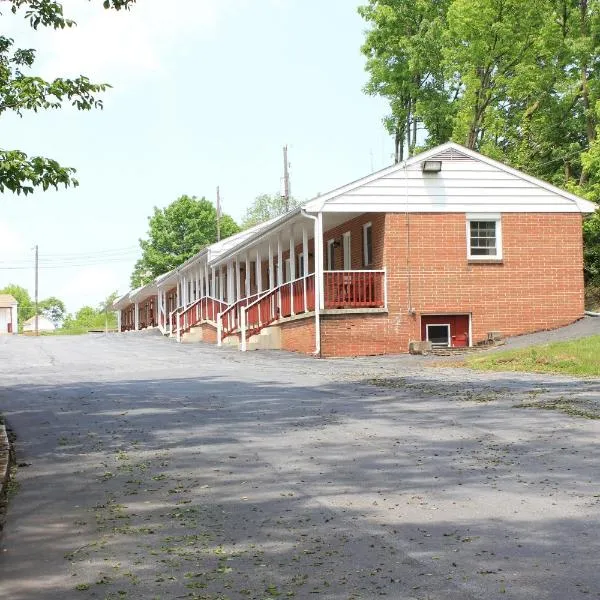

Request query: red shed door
[{"left": 421, "top": 315, "right": 470, "bottom": 348}]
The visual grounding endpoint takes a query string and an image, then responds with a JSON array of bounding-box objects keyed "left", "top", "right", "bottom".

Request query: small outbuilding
[
  {"left": 22, "top": 315, "right": 56, "bottom": 333},
  {"left": 0, "top": 294, "right": 18, "bottom": 334}
]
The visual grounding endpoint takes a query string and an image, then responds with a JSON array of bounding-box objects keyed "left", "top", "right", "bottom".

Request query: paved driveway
[{"left": 0, "top": 333, "right": 598, "bottom": 600}]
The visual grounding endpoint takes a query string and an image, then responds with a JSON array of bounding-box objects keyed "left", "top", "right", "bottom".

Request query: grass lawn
[{"left": 466, "top": 335, "right": 600, "bottom": 377}]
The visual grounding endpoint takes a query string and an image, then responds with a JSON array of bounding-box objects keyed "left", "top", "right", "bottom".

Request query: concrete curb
[{"left": 0, "top": 421, "right": 10, "bottom": 499}]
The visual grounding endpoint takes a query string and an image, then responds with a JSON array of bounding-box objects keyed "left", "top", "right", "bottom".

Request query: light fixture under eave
[{"left": 421, "top": 160, "right": 442, "bottom": 173}]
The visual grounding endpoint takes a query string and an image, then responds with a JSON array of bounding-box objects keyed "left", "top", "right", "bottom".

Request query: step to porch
[{"left": 243, "top": 325, "right": 282, "bottom": 351}]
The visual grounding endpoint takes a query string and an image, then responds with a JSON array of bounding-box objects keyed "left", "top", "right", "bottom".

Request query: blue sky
[{"left": 0, "top": 0, "right": 392, "bottom": 313}]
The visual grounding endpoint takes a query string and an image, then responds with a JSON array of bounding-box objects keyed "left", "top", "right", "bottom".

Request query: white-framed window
[
  {"left": 466, "top": 214, "right": 502, "bottom": 260},
  {"left": 343, "top": 231, "right": 352, "bottom": 270},
  {"left": 285, "top": 258, "right": 292, "bottom": 282},
  {"left": 363, "top": 222, "right": 373, "bottom": 267},
  {"left": 298, "top": 253, "right": 305, "bottom": 277},
  {"left": 327, "top": 239, "right": 335, "bottom": 270}
]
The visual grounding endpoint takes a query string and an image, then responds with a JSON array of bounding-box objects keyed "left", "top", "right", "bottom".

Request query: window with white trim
[
  {"left": 298, "top": 253, "right": 305, "bottom": 277},
  {"left": 363, "top": 222, "right": 373, "bottom": 266},
  {"left": 327, "top": 239, "right": 335, "bottom": 270},
  {"left": 467, "top": 214, "right": 502, "bottom": 260}
]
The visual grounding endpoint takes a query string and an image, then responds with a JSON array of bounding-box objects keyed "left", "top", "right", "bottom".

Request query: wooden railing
[
  {"left": 178, "top": 296, "right": 228, "bottom": 337},
  {"left": 244, "top": 274, "right": 316, "bottom": 341},
  {"left": 219, "top": 292, "right": 266, "bottom": 341},
  {"left": 324, "top": 270, "right": 385, "bottom": 309}
]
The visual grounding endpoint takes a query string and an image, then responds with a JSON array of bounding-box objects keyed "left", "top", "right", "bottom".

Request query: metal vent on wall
[{"left": 428, "top": 148, "right": 474, "bottom": 162}]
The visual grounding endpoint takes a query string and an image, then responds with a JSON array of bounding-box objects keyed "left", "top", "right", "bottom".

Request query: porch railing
[
  {"left": 242, "top": 274, "right": 316, "bottom": 344},
  {"left": 323, "top": 270, "right": 386, "bottom": 309},
  {"left": 177, "top": 296, "right": 228, "bottom": 338},
  {"left": 219, "top": 291, "right": 267, "bottom": 342}
]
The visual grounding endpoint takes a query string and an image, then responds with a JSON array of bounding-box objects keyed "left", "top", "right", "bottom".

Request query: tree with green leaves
[
  {"left": 131, "top": 195, "right": 240, "bottom": 288},
  {"left": 39, "top": 296, "right": 66, "bottom": 324},
  {"left": 0, "top": 0, "right": 136, "bottom": 195},
  {"left": 241, "top": 193, "right": 301, "bottom": 229}
]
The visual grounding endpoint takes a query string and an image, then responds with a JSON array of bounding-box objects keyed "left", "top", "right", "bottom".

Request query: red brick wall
[
  {"left": 323, "top": 213, "right": 385, "bottom": 270},
  {"left": 200, "top": 322, "right": 218, "bottom": 344},
  {"left": 383, "top": 212, "right": 585, "bottom": 347},
  {"left": 280, "top": 318, "right": 316, "bottom": 354}
]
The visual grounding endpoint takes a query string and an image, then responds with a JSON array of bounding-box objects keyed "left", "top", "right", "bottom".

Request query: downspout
[{"left": 301, "top": 209, "right": 321, "bottom": 357}]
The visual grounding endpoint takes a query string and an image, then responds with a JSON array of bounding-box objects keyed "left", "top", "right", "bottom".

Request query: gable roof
[
  {"left": 0, "top": 294, "right": 17, "bottom": 307},
  {"left": 303, "top": 142, "right": 597, "bottom": 214}
]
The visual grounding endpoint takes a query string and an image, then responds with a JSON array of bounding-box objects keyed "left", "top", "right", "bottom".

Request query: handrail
[
  {"left": 219, "top": 289, "right": 272, "bottom": 342},
  {"left": 178, "top": 296, "right": 228, "bottom": 338},
  {"left": 241, "top": 273, "right": 316, "bottom": 348}
]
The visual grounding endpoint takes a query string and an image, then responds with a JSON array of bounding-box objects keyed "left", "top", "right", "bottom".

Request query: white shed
[
  {"left": 0, "top": 295, "right": 18, "bottom": 334},
  {"left": 22, "top": 315, "right": 56, "bottom": 333}
]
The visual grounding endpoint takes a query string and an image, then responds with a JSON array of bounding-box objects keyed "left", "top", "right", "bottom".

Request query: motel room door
[{"left": 421, "top": 314, "right": 470, "bottom": 348}]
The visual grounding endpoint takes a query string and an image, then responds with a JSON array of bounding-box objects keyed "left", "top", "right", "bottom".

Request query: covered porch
[{"left": 175, "top": 209, "right": 387, "bottom": 352}]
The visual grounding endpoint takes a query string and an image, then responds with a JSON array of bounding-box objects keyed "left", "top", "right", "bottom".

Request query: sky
[{"left": 0, "top": 0, "right": 392, "bottom": 314}]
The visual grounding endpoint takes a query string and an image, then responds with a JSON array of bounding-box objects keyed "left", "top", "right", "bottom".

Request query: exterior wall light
[{"left": 421, "top": 160, "right": 442, "bottom": 173}]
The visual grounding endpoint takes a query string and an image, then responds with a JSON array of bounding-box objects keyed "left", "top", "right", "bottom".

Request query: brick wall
[
  {"left": 199, "top": 322, "right": 218, "bottom": 344},
  {"left": 280, "top": 318, "right": 316, "bottom": 354},
  {"left": 383, "top": 212, "right": 585, "bottom": 347}
]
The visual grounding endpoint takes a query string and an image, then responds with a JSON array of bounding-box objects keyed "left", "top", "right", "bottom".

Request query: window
[
  {"left": 467, "top": 214, "right": 502, "bottom": 260},
  {"left": 363, "top": 222, "right": 373, "bottom": 266},
  {"left": 298, "top": 253, "right": 305, "bottom": 277},
  {"left": 327, "top": 239, "right": 335, "bottom": 270},
  {"left": 343, "top": 232, "right": 351, "bottom": 270},
  {"left": 285, "top": 258, "right": 292, "bottom": 282}
]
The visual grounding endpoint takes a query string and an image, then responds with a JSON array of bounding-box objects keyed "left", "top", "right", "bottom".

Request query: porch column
[
  {"left": 289, "top": 225, "right": 296, "bottom": 314},
  {"left": 227, "top": 261, "right": 235, "bottom": 303},
  {"left": 245, "top": 254, "right": 251, "bottom": 297},
  {"left": 317, "top": 212, "right": 325, "bottom": 310},
  {"left": 117, "top": 310, "right": 122, "bottom": 332},
  {"left": 235, "top": 257, "right": 242, "bottom": 301},
  {"left": 134, "top": 302, "right": 140, "bottom": 330},
  {"left": 256, "top": 249, "right": 263, "bottom": 293},
  {"left": 277, "top": 233, "right": 283, "bottom": 286},
  {"left": 176, "top": 280, "right": 180, "bottom": 308},
  {"left": 302, "top": 226, "right": 309, "bottom": 312},
  {"left": 211, "top": 266, "right": 215, "bottom": 298},
  {"left": 268, "top": 241, "right": 275, "bottom": 290}
]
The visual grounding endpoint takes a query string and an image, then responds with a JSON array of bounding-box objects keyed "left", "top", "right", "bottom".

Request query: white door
[
  {"left": 343, "top": 232, "right": 351, "bottom": 270},
  {"left": 0, "top": 308, "right": 9, "bottom": 333}
]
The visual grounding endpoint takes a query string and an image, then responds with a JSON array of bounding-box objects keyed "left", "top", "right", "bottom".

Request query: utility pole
[
  {"left": 34, "top": 244, "right": 39, "bottom": 336},
  {"left": 282, "top": 145, "right": 290, "bottom": 212},
  {"left": 216, "top": 186, "right": 221, "bottom": 242}
]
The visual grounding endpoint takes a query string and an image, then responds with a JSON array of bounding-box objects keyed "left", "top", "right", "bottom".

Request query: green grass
[{"left": 466, "top": 335, "right": 600, "bottom": 377}]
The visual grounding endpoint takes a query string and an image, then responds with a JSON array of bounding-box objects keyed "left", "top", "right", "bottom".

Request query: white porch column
[
  {"left": 219, "top": 267, "right": 225, "bottom": 301},
  {"left": 245, "top": 254, "right": 251, "bottom": 297},
  {"left": 117, "top": 310, "right": 122, "bottom": 332},
  {"left": 302, "top": 226, "right": 309, "bottom": 312},
  {"left": 235, "top": 257, "right": 242, "bottom": 301},
  {"left": 134, "top": 302, "right": 140, "bottom": 330},
  {"left": 289, "top": 226, "right": 296, "bottom": 281},
  {"left": 317, "top": 212, "right": 325, "bottom": 310},
  {"left": 211, "top": 267, "right": 216, "bottom": 298},
  {"left": 277, "top": 233, "right": 283, "bottom": 286},
  {"left": 227, "top": 261, "right": 235, "bottom": 303},
  {"left": 268, "top": 241, "right": 275, "bottom": 290},
  {"left": 176, "top": 280, "right": 181, "bottom": 308},
  {"left": 256, "top": 249, "right": 263, "bottom": 293}
]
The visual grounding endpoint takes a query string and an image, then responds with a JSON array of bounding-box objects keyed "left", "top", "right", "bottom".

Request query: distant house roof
[
  {"left": 0, "top": 294, "right": 17, "bottom": 307},
  {"left": 22, "top": 315, "right": 55, "bottom": 331}
]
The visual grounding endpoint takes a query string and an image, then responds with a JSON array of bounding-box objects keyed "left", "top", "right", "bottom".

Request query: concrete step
[{"left": 243, "top": 325, "right": 282, "bottom": 351}]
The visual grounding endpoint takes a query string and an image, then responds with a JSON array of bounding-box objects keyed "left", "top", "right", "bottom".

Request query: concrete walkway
[{"left": 0, "top": 334, "right": 598, "bottom": 600}]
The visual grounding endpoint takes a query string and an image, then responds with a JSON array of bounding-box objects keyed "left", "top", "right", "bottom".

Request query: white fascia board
[
  {"left": 318, "top": 202, "right": 584, "bottom": 213},
  {"left": 130, "top": 282, "right": 158, "bottom": 302}
]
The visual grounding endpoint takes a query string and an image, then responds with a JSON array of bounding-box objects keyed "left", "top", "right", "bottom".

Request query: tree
[
  {"left": 241, "top": 193, "right": 301, "bottom": 229},
  {"left": 131, "top": 195, "right": 240, "bottom": 288},
  {"left": 99, "top": 290, "right": 119, "bottom": 333},
  {"left": 39, "top": 296, "right": 66, "bottom": 324},
  {"left": 0, "top": 0, "right": 136, "bottom": 195},
  {"left": 0, "top": 283, "right": 34, "bottom": 327}
]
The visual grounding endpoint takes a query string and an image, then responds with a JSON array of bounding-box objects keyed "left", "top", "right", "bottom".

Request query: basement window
[{"left": 467, "top": 214, "right": 502, "bottom": 260}]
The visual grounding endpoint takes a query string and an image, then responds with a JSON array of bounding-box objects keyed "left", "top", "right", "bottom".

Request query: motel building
[{"left": 113, "top": 142, "right": 596, "bottom": 358}]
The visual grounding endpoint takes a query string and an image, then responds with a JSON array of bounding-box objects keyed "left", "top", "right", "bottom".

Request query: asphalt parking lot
[{"left": 0, "top": 332, "right": 598, "bottom": 599}]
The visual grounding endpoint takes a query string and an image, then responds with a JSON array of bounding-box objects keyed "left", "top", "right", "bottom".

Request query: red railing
[
  {"left": 220, "top": 292, "right": 266, "bottom": 341},
  {"left": 245, "top": 274, "right": 316, "bottom": 339},
  {"left": 177, "top": 297, "right": 228, "bottom": 336},
  {"left": 324, "top": 270, "right": 385, "bottom": 309}
]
